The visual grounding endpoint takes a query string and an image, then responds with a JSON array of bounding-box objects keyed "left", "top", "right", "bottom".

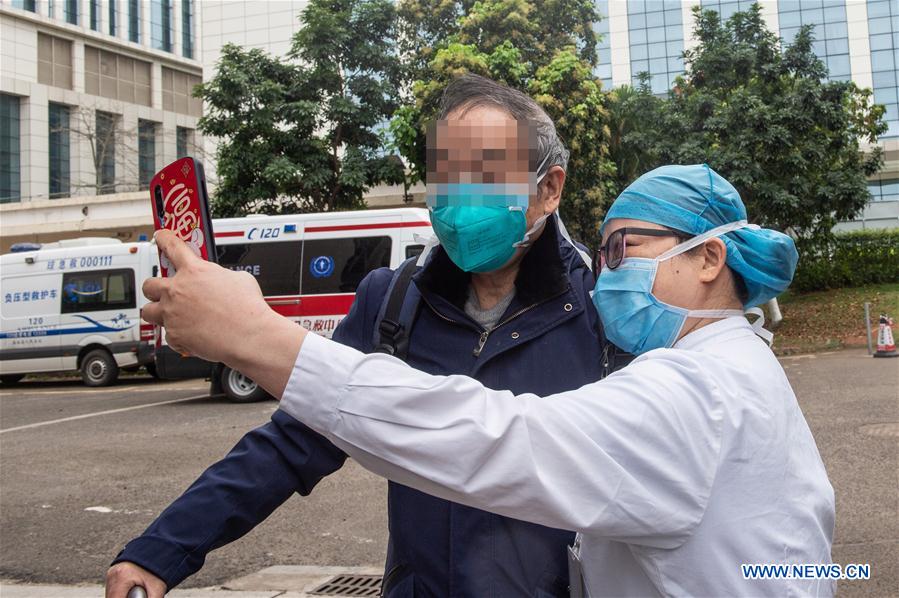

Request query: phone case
[{"left": 150, "top": 157, "right": 217, "bottom": 276}]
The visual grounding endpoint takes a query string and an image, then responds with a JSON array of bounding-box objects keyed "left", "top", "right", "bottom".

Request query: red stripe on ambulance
[
  {"left": 305, "top": 221, "right": 430, "bottom": 233},
  {"left": 266, "top": 294, "right": 356, "bottom": 317}
]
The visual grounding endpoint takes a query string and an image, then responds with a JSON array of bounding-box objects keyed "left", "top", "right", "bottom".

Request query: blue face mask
[{"left": 592, "top": 221, "right": 749, "bottom": 355}]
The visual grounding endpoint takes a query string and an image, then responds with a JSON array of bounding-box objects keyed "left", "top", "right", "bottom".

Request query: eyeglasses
[{"left": 597, "top": 227, "right": 690, "bottom": 270}]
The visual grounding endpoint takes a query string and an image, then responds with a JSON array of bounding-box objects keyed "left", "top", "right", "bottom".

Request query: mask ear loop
[
  {"left": 744, "top": 306, "right": 774, "bottom": 345},
  {"left": 651, "top": 219, "right": 774, "bottom": 345},
  {"left": 656, "top": 220, "right": 754, "bottom": 262},
  {"left": 511, "top": 153, "right": 553, "bottom": 250},
  {"left": 413, "top": 233, "right": 441, "bottom": 267}
]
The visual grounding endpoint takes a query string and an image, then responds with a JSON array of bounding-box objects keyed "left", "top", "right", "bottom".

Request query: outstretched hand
[{"left": 142, "top": 229, "right": 273, "bottom": 365}]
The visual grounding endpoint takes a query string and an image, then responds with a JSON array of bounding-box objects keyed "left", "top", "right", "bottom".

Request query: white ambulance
[
  {"left": 0, "top": 239, "right": 159, "bottom": 386},
  {"left": 159, "top": 207, "right": 434, "bottom": 402}
]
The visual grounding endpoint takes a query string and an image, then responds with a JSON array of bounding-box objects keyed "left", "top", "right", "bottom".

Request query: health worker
[{"left": 137, "top": 164, "right": 836, "bottom": 597}]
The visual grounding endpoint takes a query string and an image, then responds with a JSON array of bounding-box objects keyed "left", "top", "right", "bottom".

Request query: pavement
[
  {"left": 1, "top": 348, "right": 897, "bottom": 597},
  {"left": 1, "top": 565, "right": 383, "bottom": 597}
]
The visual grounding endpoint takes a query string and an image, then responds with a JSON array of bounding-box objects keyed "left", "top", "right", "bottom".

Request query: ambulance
[
  {"left": 158, "top": 207, "right": 434, "bottom": 402},
  {"left": 0, "top": 239, "right": 159, "bottom": 386}
]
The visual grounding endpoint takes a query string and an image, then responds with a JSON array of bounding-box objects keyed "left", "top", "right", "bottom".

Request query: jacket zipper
[{"left": 422, "top": 288, "right": 572, "bottom": 357}]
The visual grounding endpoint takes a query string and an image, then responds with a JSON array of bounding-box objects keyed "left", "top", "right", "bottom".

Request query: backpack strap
[{"left": 372, "top": 257, "right": 422, "bottom": 360}]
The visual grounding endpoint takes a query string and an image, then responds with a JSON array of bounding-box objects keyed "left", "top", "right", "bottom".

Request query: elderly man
[{"left": 107, "top": 74, "right": 624, "bottom": 598}]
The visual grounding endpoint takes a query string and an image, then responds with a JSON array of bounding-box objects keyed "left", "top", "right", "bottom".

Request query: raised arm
[
  {"left": 280, "top": 333, "right": 725, "bottom": 548},
  {"left": 140, "top": 229, "right": 723, "bottom": 549}
]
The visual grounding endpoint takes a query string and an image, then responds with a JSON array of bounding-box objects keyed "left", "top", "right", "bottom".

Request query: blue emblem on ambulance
[{"left": 310, "top": 256, "right": 335, "bottom": 278}]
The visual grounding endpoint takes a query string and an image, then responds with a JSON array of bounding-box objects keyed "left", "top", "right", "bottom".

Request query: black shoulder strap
[{"left": 372, "top": 257, "right": 420, "bottom": 360}]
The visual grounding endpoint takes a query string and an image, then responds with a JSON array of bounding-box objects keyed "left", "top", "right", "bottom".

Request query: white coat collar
[{"left": 674, "top": 316, "right": 755, "bottom": 351}]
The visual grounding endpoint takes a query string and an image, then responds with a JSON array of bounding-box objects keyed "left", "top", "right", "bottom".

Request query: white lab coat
[{"left": 281, "top": 317, "right": 835, "bottom": 597}]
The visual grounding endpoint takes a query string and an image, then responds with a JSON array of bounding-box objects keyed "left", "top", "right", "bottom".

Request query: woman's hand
[{"left": 142, "top": 230, "right": 303, "bottom": 392}]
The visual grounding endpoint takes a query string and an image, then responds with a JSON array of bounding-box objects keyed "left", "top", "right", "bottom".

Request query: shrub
[{"left": 791, "top": 229, "right": 899, "bottom": 292}]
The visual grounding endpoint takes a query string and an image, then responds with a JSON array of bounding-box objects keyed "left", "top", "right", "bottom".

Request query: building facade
[
  {"left": 0, "top": 0, "right": 203, "bottom": 251},
  {"left": 1, "top": 0, "right": 895, "bottom": 253},
  {"left": 596, "top": 0, "right": 898, "bottom": 230}
]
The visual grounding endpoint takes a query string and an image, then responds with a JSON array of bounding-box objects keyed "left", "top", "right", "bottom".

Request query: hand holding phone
[{"left": 149, "top": 157, "right": 216, "bottom": 276}]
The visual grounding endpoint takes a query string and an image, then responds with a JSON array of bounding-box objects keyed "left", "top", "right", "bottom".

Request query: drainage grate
[
  {"left": 858, "top": 423, "right": 899, "bottom": 438},
  {"left": 310, "top": 574, "right": 383, "bottom": 597}
]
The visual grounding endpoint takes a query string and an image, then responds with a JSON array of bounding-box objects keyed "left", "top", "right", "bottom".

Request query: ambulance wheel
[
  {"left": 81, "top": 349, "right": 119, "bottom": 387},
  {"left": 0, "top": 374, "right": 25, "bottom": 385},
  {"left": 220, "top": 367, "right": 271, "bottom": 403},
  {"left": 146, "top": 363, "right": 160, "bottom": 379}
]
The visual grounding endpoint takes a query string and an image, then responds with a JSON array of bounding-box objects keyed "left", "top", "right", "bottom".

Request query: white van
[
  {"left": 157, "top": 207, "right": 434, "bottom": 402},
  {"left": 0, "top": 238, "right": 159, "bottom": 386}
]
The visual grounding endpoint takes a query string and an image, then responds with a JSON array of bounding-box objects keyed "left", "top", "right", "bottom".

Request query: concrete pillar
[
  {"left": 171, "top": 0, "right": 181, "bottom": 56},
  {"left": 682, "top": 0, "right": 701, "bottom": 54},
  {"left": 19, "top": 89, "right": 48, "bottom": 202},
  {"left": 846, "top": 0, "right": 873, "bottom": 91},
  {"left": 758, "top": 0, "right": 780, "bottom": 34},
  {"left": 141, "top": 0, "right": 151, "bottom": 46},
  {"left": 608, "top": 0, "right": 631, "bottom": 88}
]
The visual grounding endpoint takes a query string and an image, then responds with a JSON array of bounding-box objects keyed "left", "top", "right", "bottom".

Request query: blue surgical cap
[{"left": 601, "top": 164, "right": 798, "bottom": 308}]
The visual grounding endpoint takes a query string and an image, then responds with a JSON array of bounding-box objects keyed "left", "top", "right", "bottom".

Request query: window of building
[
  {"left": 84, "top": 46, "right": 152, "bottom": 106},
  {"left": 301, "top": 237, "right": 392, "bottom": 295},
  {"left": 151, "top": 0, "right": 173, "bottom": 52},
  {"left": 89, "top": 0, "right": 99, "bottom": 31},
  {"left": 182, "top": 0, "right": 194, "bottom": 59},
  {"left": 595, "top": 0, "right": 613, "bottom": 88},
  {"left": 37, "top": 33, "right": 73, "bottom": 90},
  {"left": 779, "top": 0, "right": 851, "bottom": 82},
  {"left": 96, "top": 111, "right": 117, "bottom": 194},
  {"left": 176, "top": 126, "right": 194, "bottom": 158},
  {"left": 161, "top": 67, "right": 203, "bottom": 116},
  {"left": 0, "top": 94, "right": 21, "bottom": 204},
  {"left": 129, "top": 0, "right": 140, "bottom": 43},
  {"left": 108, "top": 0, "right": 116, "bottom": 36},
  {"left": 11, "top": 0, "right": 37, "bottom": 12},
  {"left": 64, "top": 0, "right": 77, "bottom": 24},
  {"left": 868, "top": 179, "right": 899, "bottom": 202},
  {"left": 699, "top": 0, "right": 757, "bottom": 22},
  {"left": 867, "top": 0, "right": 898, "bottom": 138},
  {"left": 216, "top": 242, "right": 304, "bottom": 296},
  {"left": 628, "top": 0, "right": 685, "bottom": 95},
  {"left": 138, "top": 120, "right": 157, "bottom": 191},
  {"left": 49, "top": 103, "right": 71, "bottom": 199},
  {"left": 61, "top": 269, "right": 136, "bottom": 314}
]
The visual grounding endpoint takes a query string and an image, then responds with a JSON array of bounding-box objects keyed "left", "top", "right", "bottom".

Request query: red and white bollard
[{"left": 874, "top": 313, "right": 897, "bottom": 358}]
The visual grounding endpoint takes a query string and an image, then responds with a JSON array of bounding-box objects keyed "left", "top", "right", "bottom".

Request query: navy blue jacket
[{"left": 114, "top": 216, "right": 614, "bottom": 597}]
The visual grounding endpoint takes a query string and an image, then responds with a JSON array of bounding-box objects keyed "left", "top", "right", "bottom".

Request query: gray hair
[{"left": 436, "top": 74, "right": 570, "bottom": 175}]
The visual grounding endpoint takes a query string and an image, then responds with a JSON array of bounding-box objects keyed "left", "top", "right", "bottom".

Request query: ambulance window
[
  {"left": 302, "top": 236, "right": 392, "bottom": 295},
  {"left": 60, "top": 269, "right": 135, "bottom": 313},
  {"left": 215, "top": 241, "right": 302, "bottom": 296},
  {"left": 405, "top": 244, "right": 425, "bottom": 260}
]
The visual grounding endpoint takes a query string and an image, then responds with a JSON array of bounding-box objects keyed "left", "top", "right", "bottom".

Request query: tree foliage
[
  {"left": 393, "top": 0, "right": 615, "bottom": 245},
  {"left": 196, "top": 0, "right": 404, "bottom": 216},
  {"left": 616, "top": 5, "right": 886, "bottom": 252}
]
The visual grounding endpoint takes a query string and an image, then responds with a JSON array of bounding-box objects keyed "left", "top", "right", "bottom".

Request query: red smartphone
[{"left": 150, "top": 157, "right": 217, "bottom": 276}]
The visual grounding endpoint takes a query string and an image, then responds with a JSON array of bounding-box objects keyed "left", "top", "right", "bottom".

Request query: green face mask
[
  {"left": 427, "top": 156, "right": 550, "bottom": 273},
  {"left": 430, "top": 197, "right": 528, "bottom": 273}
]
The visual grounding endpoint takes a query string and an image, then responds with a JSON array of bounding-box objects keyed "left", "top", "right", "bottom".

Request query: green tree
[
  {"left": 623, "top": 5, "right": 886, "bottom": 252},
  {"left": 392, "top": 0, "right": 614, "bottom": 245},
  {"left": 604, "top": 77, "right": 666, "bottom": 197},
  {"left": 196, "top": 0, "right": 404, "bottom": 216}
]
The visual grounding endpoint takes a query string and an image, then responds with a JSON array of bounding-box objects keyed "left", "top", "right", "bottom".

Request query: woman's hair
[{"left": 669, "top": 228, "right": 750, "bottom": 305}]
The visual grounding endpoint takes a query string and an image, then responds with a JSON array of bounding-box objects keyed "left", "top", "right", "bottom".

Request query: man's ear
[
  {"left": 538, "top": 166, "right": 565, "bottom": 213},
  {"left": 698, "top": 238, "right": 728, "bottom": 283}
]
